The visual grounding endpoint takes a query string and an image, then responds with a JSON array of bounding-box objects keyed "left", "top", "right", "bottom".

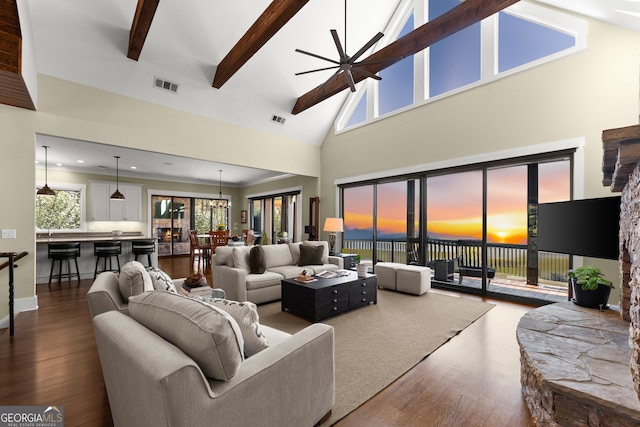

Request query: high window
[{"left": 337, "top": 1, "right": 585, "bottom": 131}]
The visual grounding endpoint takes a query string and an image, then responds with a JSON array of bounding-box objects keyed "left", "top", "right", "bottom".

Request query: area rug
[{"left": 257, "top": 289, "right": 494, "bottom": 425}]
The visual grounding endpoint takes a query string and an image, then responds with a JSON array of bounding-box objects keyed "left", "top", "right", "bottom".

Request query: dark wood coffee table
[{"left": 281, "top": 271, "right": 377, "bottom": 322}]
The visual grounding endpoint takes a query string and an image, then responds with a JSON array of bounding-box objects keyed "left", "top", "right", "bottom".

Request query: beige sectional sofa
[
  {"left": 92, "top": 291, "right": 335, "bottom": 427},
  {"left": 212, "top": 241, "right": 342, "bottom": 304}
]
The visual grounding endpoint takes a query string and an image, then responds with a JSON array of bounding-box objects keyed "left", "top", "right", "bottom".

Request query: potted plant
[{"left": 568, "top": 266, "right": 614, "bottom": 309}]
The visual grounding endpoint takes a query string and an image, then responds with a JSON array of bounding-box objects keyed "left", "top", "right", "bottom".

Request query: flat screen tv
[{"left": 537, "top": 196, "right": 621, "bottom": 260}]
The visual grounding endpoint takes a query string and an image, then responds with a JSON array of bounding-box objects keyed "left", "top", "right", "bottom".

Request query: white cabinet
[
  {"left": 90, "top": 182, "right": 111, "bottom": 221},
  {"left": 90, "top": 182, "right": 142, "bottom": 221}
]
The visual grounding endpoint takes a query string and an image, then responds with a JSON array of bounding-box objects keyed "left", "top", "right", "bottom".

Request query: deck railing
[{"left": 342, "top": 238, "right": 568, "bottom": 284}]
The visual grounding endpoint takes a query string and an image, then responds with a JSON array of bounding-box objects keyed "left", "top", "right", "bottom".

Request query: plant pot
[{"left": 571, "top": 278, "right": 612, "bottom": 309}]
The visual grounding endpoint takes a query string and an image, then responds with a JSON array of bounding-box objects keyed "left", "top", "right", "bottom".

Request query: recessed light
[
  {"left": 77, "top": 160, "right": 84, "bottom": 163},
  {"left": 56, "top": 163, "right": 63, "bottom": 166},
  {"left": 130, "top": 166, "right": 137, "bottom": 170},
  {"left": 35, "top": 160, "right": 39, "bottom": 164}
]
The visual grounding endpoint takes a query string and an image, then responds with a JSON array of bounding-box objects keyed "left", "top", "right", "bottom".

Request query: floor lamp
[{"left": 323, "top": 218, "right": 343, "bottom": 256}]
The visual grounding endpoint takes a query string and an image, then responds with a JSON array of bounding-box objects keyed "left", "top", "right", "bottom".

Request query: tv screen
[{"left": 537, "top": 196, "right": 620, "bottom": 260}]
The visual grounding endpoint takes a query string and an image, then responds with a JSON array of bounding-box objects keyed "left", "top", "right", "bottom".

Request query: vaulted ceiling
[{"left": 6, "top": 0, "right": 640, "bottom": 185}]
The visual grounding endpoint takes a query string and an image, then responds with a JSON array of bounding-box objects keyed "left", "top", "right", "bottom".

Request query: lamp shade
[{"left": 323, "top": 217, "right": 344, "bottom": 233}]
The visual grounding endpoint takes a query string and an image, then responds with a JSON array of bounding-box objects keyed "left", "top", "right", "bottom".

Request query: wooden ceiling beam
[
  {"left": 127, "top": 0, "right": 160, "bottom": 61},
  {"left": 292, "top": 0, "right": 519, "bottom": 115},
  {"left": 212, "top": 0, "right": 310, "bottom": 89},
  {"left": 0, "top": 0, "right": 34, "bottom": 110}
]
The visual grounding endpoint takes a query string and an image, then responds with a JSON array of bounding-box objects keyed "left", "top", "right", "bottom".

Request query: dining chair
[
  {"left": 209, "top": 230, "right": 229, "bottom": 255},
  {"left": 189, "top": 230, "right": 210, "bottom": 272}
]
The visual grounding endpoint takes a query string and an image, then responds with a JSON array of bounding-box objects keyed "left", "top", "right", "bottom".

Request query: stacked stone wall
[{"left": 620, "top": 165, "right": 640, "bottom": 398}]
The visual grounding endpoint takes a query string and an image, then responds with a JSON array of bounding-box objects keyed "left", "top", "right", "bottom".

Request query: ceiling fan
[{"left": 295, "top": 0, "right": 384, "bottom": 92}]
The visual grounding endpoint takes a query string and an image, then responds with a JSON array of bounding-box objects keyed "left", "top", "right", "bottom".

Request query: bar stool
[
  {"left": 94, "top": 241, "right": 122, "bottom": 279},
  {"left": 48, "top": 242, "right": 81, "bottom": 288},
  {"left": 132, "top": 239, "right": 156, "bottom": 267}
]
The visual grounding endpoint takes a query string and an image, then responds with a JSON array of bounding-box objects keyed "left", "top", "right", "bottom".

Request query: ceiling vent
[
  {"left": 154, "top": 77, "right": 179, "bottom": 94},
  {"left": 271, "top": 114, "right": 286, "bottom": 125}
]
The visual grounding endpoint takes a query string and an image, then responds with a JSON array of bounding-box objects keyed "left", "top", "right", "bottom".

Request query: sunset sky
[{"left": 344, "top": 161, "right": 570, "bottom": 244}]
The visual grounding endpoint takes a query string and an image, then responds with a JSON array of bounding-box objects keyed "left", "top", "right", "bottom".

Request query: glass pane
[
  {"left": 538, "top": 159, "right": 571, "bottom": 289},
  {"left": 194, "top": 199, "right": 212, "bottom": 235},
  {"left": 428, "top": 0, "right": 462, "bottom": 20},
  {"left": 273, "top": 196, "right": 283, "bottom": 243},
  {"left": 36, "top": 190, "right": 81, "bottom": 231},
  {"left": 343, "top": 185, "right": 374, "bottom": 263},
  {"left": 429, "top": 23, "right": 481, "bottom": 98},
  {"left": 172, "top": 197, "right": 190, "bottom": 256},
  {"left": 498, "top": 12, "right": 576, "bottom": 73},
  {"left": 427, "top": 171, "right": 482, "bottom": 287},
  {"left": 376, "top": 181, "right": 407, "bottom": 263},
  {"left": 487, "top": 165, "right": 528, "bottom": 296},
  {"left": 152, "top": 196, "right": 173, "bottom": 256},
  {"left": 346, "top": 91, "right": 367, "bottom": 128},
  {"left": 379, "top": 13, "right": 414, "bottom": 116}
]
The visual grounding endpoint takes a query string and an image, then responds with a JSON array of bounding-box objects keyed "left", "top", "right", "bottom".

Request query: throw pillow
[
  {"left": 146, "top": 267, "right": 177, "bottom": 293},
  {"left": 232, "top": 246, "right": 251, "bottom": 272},
  {"left": 302, "top": 240, "right": 329, "bottom": 264},
  {"left": 119, "top": 261, "right": 153, "bottom": 300},
  {"left": 298, "top": 244, "right": 324, "bottom": 266},
  {"left": 128, "top": 291, "right": 244, "bottom": 381},
  {"left": 249, "top": 246, "right": 266, "bottom": 274},
  {"left": 193, "top": 297, "right": 269, "bottom": 357}
]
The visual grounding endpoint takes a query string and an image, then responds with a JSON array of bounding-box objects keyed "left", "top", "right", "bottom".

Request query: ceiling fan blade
[
  {"left": 349, "top": 32, "right": 384, "bottom": 63},
  {"left": 344, "top": 69, "right": 356, "bottom": 92},
  {"left": 330, "top": 29, "right": 348, "bottom": 62},
  {"left": 350, "top": 67, "right": 381, "bottom": 80},
  {"left": 295, "top": 48, "right": 341, "bottom": 65},
  {"left": 295, "top": 65, "right": 340, "bottom": 76}
]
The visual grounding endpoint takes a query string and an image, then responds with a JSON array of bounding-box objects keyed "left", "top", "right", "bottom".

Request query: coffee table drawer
[
  {"left": 316, "top": 285, "right": 349, "bottom": 319},
  {"left": 349, "top": 277, "right": 377, "bottom": 306}
]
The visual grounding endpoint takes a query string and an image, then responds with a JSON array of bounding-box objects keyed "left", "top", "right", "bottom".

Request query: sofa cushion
[
  {"left": 268, "top": 265, "right": 308, "bottom": 279},
  {"left": 128, "top": 291, "right": 244, "bottom": 381},
  {"left": 194, "top": 298, "right": 270, "bottom": 357},
  {"left": 146, "top": 267, "right": 177, "bottom": 293},
  {"left": 215, "top": 246, "right": 235, "bottom": 267},
  {"left": 246, "top": 271, "right": 284, "bottom": 290},
  {"left": 299, "top": 244, "right": 324, "bottom": 266},
  {"left": 232, "top": 246, "right": 251, "bottom": 272},
  {"left": 262, "top": 244, "right": 294, "bottom": 268},
  {"left": 302, "top": 241, "right": 329, "bottom": 264},
  {"left": 289, "top": 242, "right": 302, "bottom": 265},
  {"left": 119, "top": 261, "right": 153, "bottom": 300},
  {"left": 249, "top": 246, "right": 266, "bottom": 274}
]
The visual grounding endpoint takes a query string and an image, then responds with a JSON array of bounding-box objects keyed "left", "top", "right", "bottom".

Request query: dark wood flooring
[{"left": 0, "top": 256, "right": 535, "bottom": 426}]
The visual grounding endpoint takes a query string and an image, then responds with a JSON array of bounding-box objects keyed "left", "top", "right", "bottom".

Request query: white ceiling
[{"left": 30, "top": 0, "right": 640, "bottom": 186}]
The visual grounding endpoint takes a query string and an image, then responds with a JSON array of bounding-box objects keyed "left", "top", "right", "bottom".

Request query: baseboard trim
[{"left": 0, "top": 295, "right": 38, "bottom": 329}]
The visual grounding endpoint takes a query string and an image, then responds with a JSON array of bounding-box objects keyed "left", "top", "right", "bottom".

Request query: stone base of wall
[{"left": 517, "top": 302, "right": 640, "bottom": 426}]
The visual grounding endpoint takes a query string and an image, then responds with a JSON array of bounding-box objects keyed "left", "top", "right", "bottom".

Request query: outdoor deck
[{"left": 344, "top": 237, "right": 569, "bottom": 304}]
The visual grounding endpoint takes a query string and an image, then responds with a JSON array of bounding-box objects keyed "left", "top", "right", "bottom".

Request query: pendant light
[
  {"left": 110, "top": 156, "right": 125, "bottom": 200},
  {"left": 36, "top": 145, "right": 56, "bottom": 196},
  {"left": 212, "top": 169, "right": 228, "bottom": 209}
]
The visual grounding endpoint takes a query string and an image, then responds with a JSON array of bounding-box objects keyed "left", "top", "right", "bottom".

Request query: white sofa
[
  {"left": 212, "top": 241, "right": 342, "bottom": 304},
  {"left": 86, "top": 263, "right": 187, "bottom": 318},
  {"left": 92, "top": 291, "right": 335, "bottom": 427}
]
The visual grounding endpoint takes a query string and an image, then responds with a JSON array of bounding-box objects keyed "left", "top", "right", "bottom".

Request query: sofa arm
[
  {"left": 87, "top": 272, "right": 128, "bottom": 318},
  {"left": 176, "top": 323, "right": 335, "bottom": 427},
  {"left": 212, "top": 265, "right": 247, "bottom": 301},
  {"left": 328, "top": 256, "right": 343, "bottom": 269}
]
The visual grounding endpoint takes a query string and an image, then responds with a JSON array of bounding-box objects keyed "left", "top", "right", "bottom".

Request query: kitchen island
[{"left": 36, "top": 232, "right": 158, "bottom": 284}]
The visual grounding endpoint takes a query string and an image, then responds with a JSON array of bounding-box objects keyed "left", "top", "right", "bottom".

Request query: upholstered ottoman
[
  {"left": 375, "top": 262, "right": 404, "bottom": 290},
  {"left": 396, "top": 265, "right": 431, "bottom": 295}
]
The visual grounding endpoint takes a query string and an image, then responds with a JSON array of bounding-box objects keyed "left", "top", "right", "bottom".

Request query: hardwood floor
[{"left": 0, "top": 256, "right": 534, "bottom": 426}]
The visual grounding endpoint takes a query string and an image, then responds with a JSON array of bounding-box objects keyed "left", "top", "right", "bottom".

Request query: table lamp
[{"left": 323, "top": 217, "right": 343, "bottom": 255}]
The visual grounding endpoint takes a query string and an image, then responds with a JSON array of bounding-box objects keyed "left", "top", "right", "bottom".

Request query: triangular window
[
  {"left": 345, "top": 91, "right": 367, "bottom": 129},
  {"left": 498, "top": 12, "right": 576, "bottom": 73}
]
